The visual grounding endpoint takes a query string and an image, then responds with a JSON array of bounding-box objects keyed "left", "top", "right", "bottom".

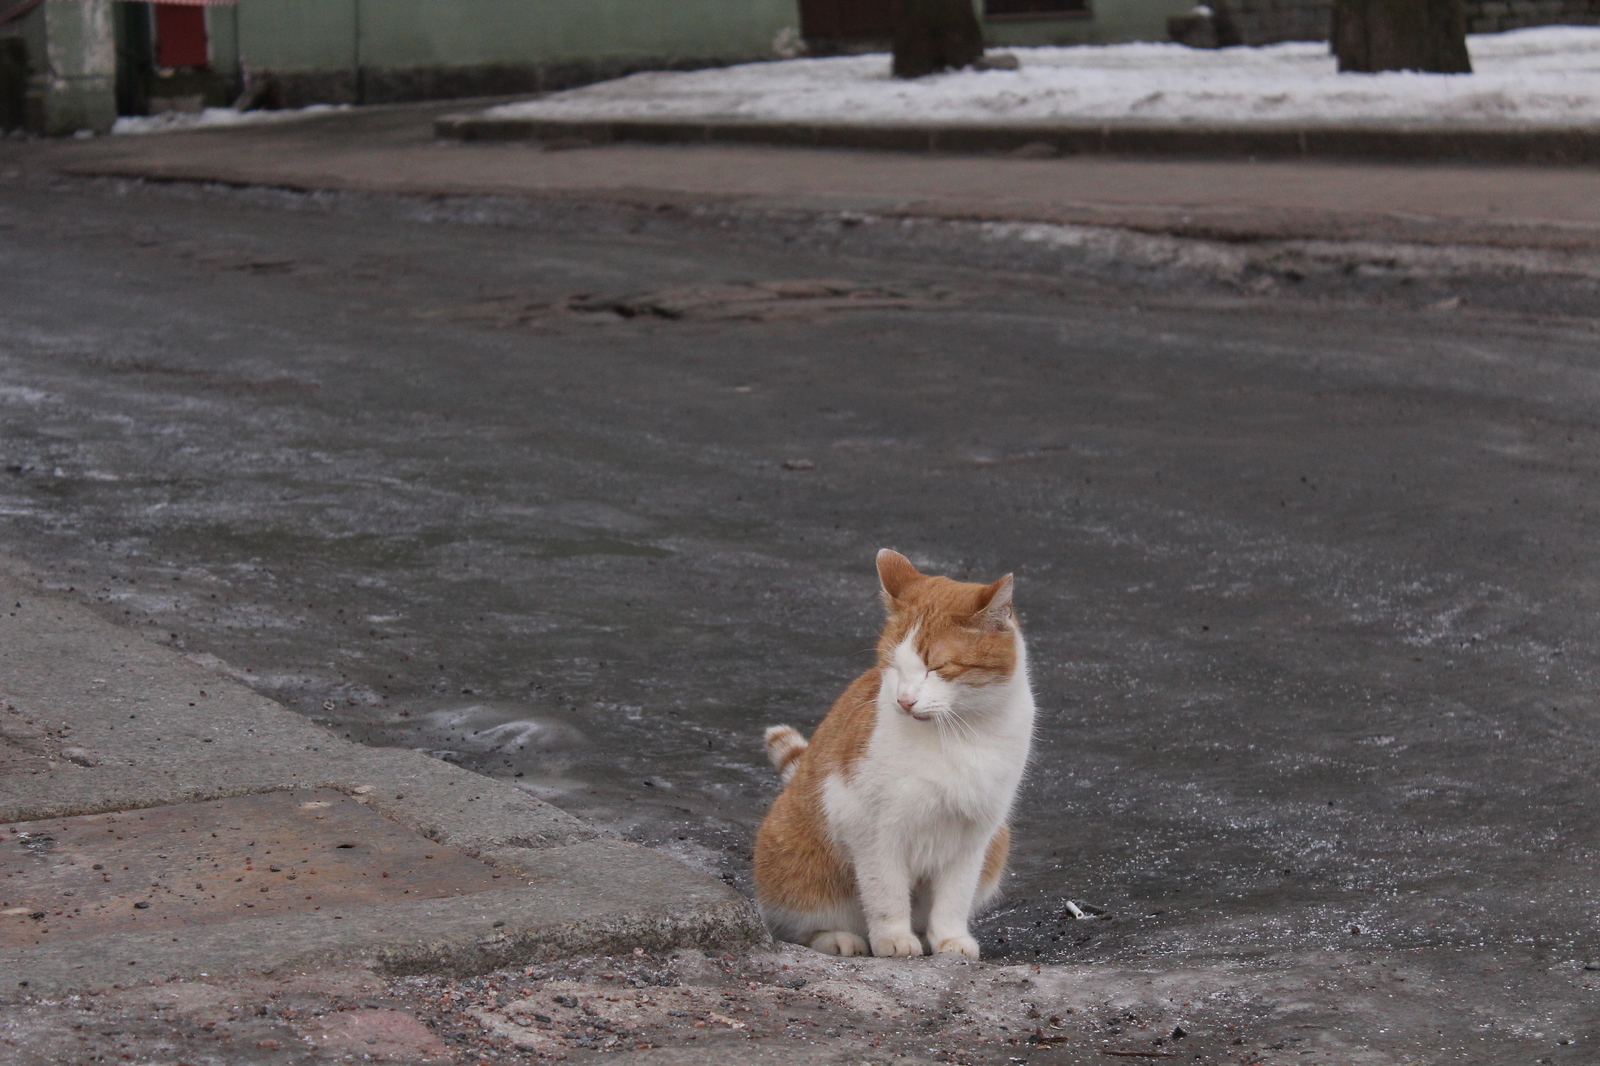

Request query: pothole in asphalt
[{"left": 424, "top": 278, "right": 954, "bottom": 328}]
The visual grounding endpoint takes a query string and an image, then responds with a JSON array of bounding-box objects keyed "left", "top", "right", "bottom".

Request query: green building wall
[
  {"left": 17, "top": 0, "right": 117, "bottom": 134},
  {"left": 234, "top": 0, "right": 800, "bottom": 105}
]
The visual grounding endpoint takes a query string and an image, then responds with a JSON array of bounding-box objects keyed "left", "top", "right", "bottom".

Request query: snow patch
[
  {"left": 0, "top": 385, "right": 52, "bottom": 404},
  {"left": 486, "top": 27, "right": 1600, "bottom": 128},
  {"left": 112, "top": 104, "right": 350, "bottom": 136}
]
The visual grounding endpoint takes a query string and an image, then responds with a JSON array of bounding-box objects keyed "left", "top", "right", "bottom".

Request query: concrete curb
[
  {"left": 434, "top": 113, "right": 1600, "bottom": 165},
  {"left": 2, "top": 840, "right": 765, "bottom": 999},
  {"left": 0, "top": 564, "right": 769, "bottom": 999}
]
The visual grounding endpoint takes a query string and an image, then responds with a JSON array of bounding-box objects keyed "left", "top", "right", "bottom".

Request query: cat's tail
[{"left": 763, "top": 725, "right": 808, "bottom": 784}]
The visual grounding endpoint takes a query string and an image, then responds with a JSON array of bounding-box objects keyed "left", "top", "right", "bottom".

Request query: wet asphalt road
[{"left": 1, "top": 173, "right": 1598, "bottom": 1060}]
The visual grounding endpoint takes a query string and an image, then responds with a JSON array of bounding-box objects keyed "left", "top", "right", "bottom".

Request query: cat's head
[{"left": 873, "top": 549, "right": 1020, "bottom": 722}]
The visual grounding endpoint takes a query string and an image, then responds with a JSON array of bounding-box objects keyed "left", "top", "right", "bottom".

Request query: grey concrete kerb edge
[
  {"left": 434, "top": 114, "right": 1600, "bottom": 166},
  {"left": 0, "top": 563, "right": 768, "bottom": 999}
]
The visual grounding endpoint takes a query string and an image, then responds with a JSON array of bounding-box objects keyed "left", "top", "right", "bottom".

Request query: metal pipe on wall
[{"left": 352, "top": 0, "right": 363, "bottom": 104}]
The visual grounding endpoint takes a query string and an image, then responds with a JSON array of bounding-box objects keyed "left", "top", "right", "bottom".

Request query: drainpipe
[{"left": 352, "top": 0, "right": 363, "bottom": 105}]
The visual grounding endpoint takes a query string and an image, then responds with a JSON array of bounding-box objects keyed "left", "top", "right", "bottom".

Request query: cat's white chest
[
  {"left": 825, "top": 670, "right": 1033, "bottom": 846},
  {"left": 906, "top": 708, "right": 1030, "bottom": 818}
]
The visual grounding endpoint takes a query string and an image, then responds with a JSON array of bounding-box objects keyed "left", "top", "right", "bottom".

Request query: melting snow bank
[
  {"left": 112, "top": 103, "right": 349, "bottom": 136},
  {"left": 484, "top": 26, "right": 1600, "bottom": 128}
]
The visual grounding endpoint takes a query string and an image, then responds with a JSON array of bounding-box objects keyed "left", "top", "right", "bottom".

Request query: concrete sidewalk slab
[
  {"left": 0, "top": 790, "right": 510, "bottom": 946},
  {"left": 435, "top": 113, "right": 1600, "bottom": 166},
  {"left": 0, "top": 565, "right": 767, "bottom": 1001}
]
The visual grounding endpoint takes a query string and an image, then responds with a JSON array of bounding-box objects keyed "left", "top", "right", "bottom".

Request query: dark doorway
[
  {"left": 985, "top": 0, "right": 1088, "bottom": 13},
  {"left": 115, "top": 2, "right": 228, "bottom": 116},
  {"left": 114, "top": 3, "right": 154, "bottom": 115},
  {"left": 799, "top": 0, "right": 899, "bottom": 50},
  {"left": 0, "top": 36, "right": 25, "bottom": 132}
]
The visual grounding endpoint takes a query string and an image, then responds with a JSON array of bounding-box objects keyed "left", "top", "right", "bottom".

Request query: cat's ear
[
  {"left": 975, "top": 574, "right": 1015, "bottom": 632},
  {"left": 876, "top": 549, "right": 922, "bottom": 603}
]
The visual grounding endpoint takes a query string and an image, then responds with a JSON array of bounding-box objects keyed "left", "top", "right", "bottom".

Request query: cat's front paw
[
  {"left": 934, "top": 935, "right": 981, "bottom": 959},
  {"left": 870, "top": 932, "right": 925, "bottom": 957},
  {"left": 810, "top": 931, "right": 869, "bottom": 957}
]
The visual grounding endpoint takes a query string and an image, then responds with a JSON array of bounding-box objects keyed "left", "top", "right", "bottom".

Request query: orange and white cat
[{"left": 753, "top": 549, "right": 1034, "bottom": 959}]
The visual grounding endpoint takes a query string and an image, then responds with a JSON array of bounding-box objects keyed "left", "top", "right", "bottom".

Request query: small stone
[
  {"left": 974, "top": 51, "right": 1021, "bottom": 70},
  {"left": 1011, "top": 140, "right": 1059, "bottom": 160},
  {"left": 1172, "top": 1026, "right": 1187, "bottom": 1039},
  {"left": 782, "top": 458, "right": 815, "bottom": 471},
  {"left": 256, "top": 1039, "right": 280, "bottom": 1049},
  {"left": 134, "top": 901, "right": 150, "bottom": 909}
]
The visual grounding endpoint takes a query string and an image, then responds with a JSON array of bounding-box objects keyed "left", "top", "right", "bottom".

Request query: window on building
[{"left": 984, "top": 0, "right": 1090, "bottom": 17}]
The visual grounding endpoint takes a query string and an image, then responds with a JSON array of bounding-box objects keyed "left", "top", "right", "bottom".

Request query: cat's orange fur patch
[
  {"left": 753, "top": 671, "right": 879, "bottom": 913},
  {"left": 980, "top": 823, "right": 1010, "bottom": 892}
]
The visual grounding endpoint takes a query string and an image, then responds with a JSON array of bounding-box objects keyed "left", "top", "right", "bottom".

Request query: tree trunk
[
  {"left": 1331, "top": 0, "right": 1471, "bottom": 74},
  {"left": 893, "top": 0, "right": 984, "bottom": 79}
]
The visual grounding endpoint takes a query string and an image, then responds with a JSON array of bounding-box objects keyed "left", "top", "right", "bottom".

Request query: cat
[{"left": 753, "top": 549, "right": 1035, "bottom": 958}]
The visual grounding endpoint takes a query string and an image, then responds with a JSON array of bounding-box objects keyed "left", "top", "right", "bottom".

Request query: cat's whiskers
[{"left": 944, "top": 706, "right": 981, "bottom": 746}]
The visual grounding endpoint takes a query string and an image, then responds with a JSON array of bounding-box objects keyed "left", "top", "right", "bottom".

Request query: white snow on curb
[
  {"left": 485, "top": 26, "right": 1600, "bottom": 128},
  {"left": 112, "top": 104, "right": 349, "bottom": 136}
]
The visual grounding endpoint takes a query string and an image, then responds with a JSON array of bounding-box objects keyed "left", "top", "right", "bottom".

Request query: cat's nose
[{"left": 897, "top": 694, "right": 917, "bottom": 713}]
